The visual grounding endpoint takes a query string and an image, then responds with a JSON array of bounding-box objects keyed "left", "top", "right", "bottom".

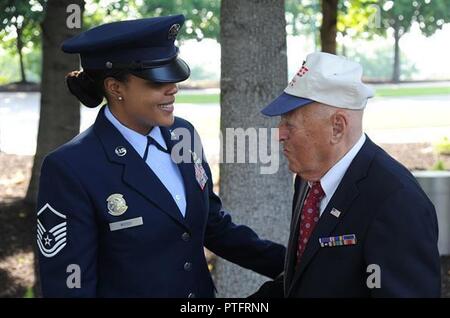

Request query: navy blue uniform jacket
[
  {"left": 37, "top": 107, "right": 285, "bottom": 297},
  {"left": 253, "top": 137, "right": 440, "bottom": 298}
]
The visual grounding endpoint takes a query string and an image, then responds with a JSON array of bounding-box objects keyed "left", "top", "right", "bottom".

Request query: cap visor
[
  {"left": 261, "top": 92, "right": 314, "bottom": 116},
  {"left": 131, "top": 57, "right": 190, "bottom": 83}
]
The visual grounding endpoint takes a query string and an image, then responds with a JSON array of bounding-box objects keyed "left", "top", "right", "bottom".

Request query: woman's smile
[{"left": 158, "top": 101, "right": 174, "bottom": 113}]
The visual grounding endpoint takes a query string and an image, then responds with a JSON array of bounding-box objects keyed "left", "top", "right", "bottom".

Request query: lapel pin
[
  {"left": 330, "top": 208, "right": 341, "bottom": 218},
  {"left": 115, "top": 146, "right": 127, "bottom": 157},
  {"left": 170, "top": 130, "right": 178, "bottom": 140}
]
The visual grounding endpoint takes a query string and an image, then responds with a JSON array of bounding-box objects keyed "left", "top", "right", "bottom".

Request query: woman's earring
[{"left": 118, "top": 96, "right": 123, "bottom": 101}]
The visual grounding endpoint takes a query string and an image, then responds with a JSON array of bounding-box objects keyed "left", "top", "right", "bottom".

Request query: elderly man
[{"left": 253, "top": 52, "right": 441, "bottom": 298}]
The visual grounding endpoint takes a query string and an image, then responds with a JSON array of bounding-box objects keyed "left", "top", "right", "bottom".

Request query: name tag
[{"left": 109, "top": 217, "right": 143, "bottom": 231}]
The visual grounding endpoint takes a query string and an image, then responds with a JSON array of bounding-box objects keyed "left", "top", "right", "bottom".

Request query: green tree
[
  {"left": 337, "top": 0, "right": 378, "bottom": 56},
  {"left": 347, "top": 45, "right": 418, "bottom": 80},
  {"left": 26, "top": 0, "right": 84, "bottom": 205},
  {"left": 137, "top": 0, "right": 220, "bottom": 41},
  {"left": 83, "top": 0, "right": 141, "bottom": 29},
  {"left": 0, "top": 0, "right": 45, "bottom": 83},
  {"left": 81, "top": 0, "right": 220, "bottom": 41},
  {"left": 26, "top": 0, "right": 85, "bottom": 297},
  {"left": 285, "top": 0, "right": 320, "bottom": 45},
  {"left": 379, "top": 0, "right": 450, "bottom": 82},
  {"left": 285, "top": 0, "right": 377, "bottom": 54},
  {"left": 320, "top": 0, "right": 339, "bottom": 53}
]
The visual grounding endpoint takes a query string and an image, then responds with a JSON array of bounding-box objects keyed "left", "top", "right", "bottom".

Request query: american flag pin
[{"left": 330, "top": 208, "right": 341, "bottom": 218}]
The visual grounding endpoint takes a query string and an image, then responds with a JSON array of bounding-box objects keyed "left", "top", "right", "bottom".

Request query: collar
[{"left": 104, "top": 105, "right": 168, "bottom": 157}]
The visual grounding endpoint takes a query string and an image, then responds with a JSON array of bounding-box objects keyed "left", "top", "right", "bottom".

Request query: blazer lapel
[
  {"left": 284, "top": 178, "right": 308, "bottom": 296},
  {"left": 93, "top": 107, "right": 190, "bottom": 231},
  {"left": 287, "top": 137, "right": 377, "bottom": 296}
]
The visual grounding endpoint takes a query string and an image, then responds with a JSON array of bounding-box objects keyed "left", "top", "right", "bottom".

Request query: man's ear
[
  {"left": 330, "top": 111, "right": 348, "bottom": 144},
  {"left": 104, "top": 77, "right": 124, "bottom": 100}
]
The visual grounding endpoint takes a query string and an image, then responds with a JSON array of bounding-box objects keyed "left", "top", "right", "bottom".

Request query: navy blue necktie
[{"left": 143, "top": 135, "right": 169, "bottom": 161}]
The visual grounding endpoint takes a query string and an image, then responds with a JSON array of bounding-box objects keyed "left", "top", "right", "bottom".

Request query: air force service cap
[
  {"left": 61, "top": 14, "right": 190, "bottom": 83},
  {"left": 261, "top": 52, "right": 374, "bottom": 116}
]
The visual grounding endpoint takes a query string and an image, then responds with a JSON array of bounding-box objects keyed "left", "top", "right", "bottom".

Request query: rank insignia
[{"left": 37, "top": 203, "right": 67, "bottom": 258}]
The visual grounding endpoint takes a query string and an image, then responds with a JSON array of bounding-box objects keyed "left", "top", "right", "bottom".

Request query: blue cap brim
[{"left": 261, "top": 92, "right": 314, "bottom": 116}]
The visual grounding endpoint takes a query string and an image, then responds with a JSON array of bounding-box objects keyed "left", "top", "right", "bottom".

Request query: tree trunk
[
  {"left": 216, "top": 0, "right": 292, "bottom": 297},
  {"left": 26, "top": 0, "right": 83, "bottom": 205},
  {"left": 292, "top": 10, "right": 298, "bottom": 35},
  {"left": 27, "top": 0, "right": 84, "bottom": 298},
  {"left": 320, "top": 0, "right": 338, "bottom": 54},
  {"left": 392, "top": 22, "right": 401, "bottom": 83},
  {"left": 340, "top": 40, "right": 347, "bottom": 57},
  {"left": 16, "top": 25, "right": 27, "bottom": 83}
]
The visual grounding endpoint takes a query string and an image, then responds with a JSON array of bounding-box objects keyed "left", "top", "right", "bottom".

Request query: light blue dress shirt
[{"left": 104, "top": 106, "right": 187, "bottom": 217}]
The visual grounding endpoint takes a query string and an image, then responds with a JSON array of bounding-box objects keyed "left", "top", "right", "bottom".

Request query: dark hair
[{"left": 65, "top": 69, "right": 129, "bottom": 108}]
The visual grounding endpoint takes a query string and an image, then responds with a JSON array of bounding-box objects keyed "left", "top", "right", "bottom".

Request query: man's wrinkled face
[{"left": 278, "top": 102, "right": 333, "bottom": 181}]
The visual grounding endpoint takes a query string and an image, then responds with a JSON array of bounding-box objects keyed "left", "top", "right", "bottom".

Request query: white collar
[
  {"left": 104, "top": 106, "right": 168, "bottom": 157},
  {"left": 308, "top": 134, "right": 365, "bottom": 198},
  {"left": 315, "top": 134, "right": 366, "bottom": 199}
]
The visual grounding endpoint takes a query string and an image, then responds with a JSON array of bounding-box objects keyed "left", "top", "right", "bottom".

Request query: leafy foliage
[
  {"left": 0, "top": 0, "right": 46, "bottom": 82},
  {"left": 435, "top": 136, "right": 450, "bottom": 156},
  {"left": 137, "top": 0, "right": 220, "bottom": 41},
  {"left": 379, "top": 0, "right": 450, "bottom": 38}
]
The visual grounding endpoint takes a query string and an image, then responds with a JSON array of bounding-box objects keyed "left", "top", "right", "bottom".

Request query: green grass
[
  {"left": 175, "top": 94, "right": 220, "bottom": 104},
  {"left": 176, "top": 86, "right": 450, "bottom": 103},
  {"left": 23, "top": 286, "right": 34, "bottom": 298},
  {"left": 375, "top": 86, "right": 450, "bottom": 97}
]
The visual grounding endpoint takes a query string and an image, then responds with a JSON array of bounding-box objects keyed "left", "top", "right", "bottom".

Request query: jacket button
[
  {"left": 184, "top": 262, "right": 192, "bottom": 271},
  {"left": 182, "top": 232, "right": 190, "bottom": 242},
  {"left": 188, "top": 292, "right": 195, "bottom": 298}
]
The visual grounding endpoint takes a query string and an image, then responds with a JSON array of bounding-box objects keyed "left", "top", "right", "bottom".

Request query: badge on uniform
[
  {"left": 37, "top": 203, "right": 67, "bottom": 258},
  {"left": 167, "top": 23, "right": 180, "bottom": 40},
  {"left": 107, "top": 193, "right": 128, "bottom": 216},
  {"left": 115, "top": 146, "right": 127, "bottom": 157},
  {"left": 109, "top": 217, "right": 144, "bottom": 232},
  {"left": 319, "top": 234, "right": 357, "bottom": 247},
  {"left": 189, "top": 150, "right": 208, "bottom": 190}
]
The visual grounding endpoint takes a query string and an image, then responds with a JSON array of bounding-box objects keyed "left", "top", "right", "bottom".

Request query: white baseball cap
[{"left": 261, "top": 52, "right": 374, "bottom": 116}]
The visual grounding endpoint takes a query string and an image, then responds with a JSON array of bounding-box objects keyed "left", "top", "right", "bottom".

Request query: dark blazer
[
  {"left": 253, "top": 136, "right": 440, "bottom": 298},
  {"left": 37, "top": 106, "right": 285, "bottom": 297}
]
